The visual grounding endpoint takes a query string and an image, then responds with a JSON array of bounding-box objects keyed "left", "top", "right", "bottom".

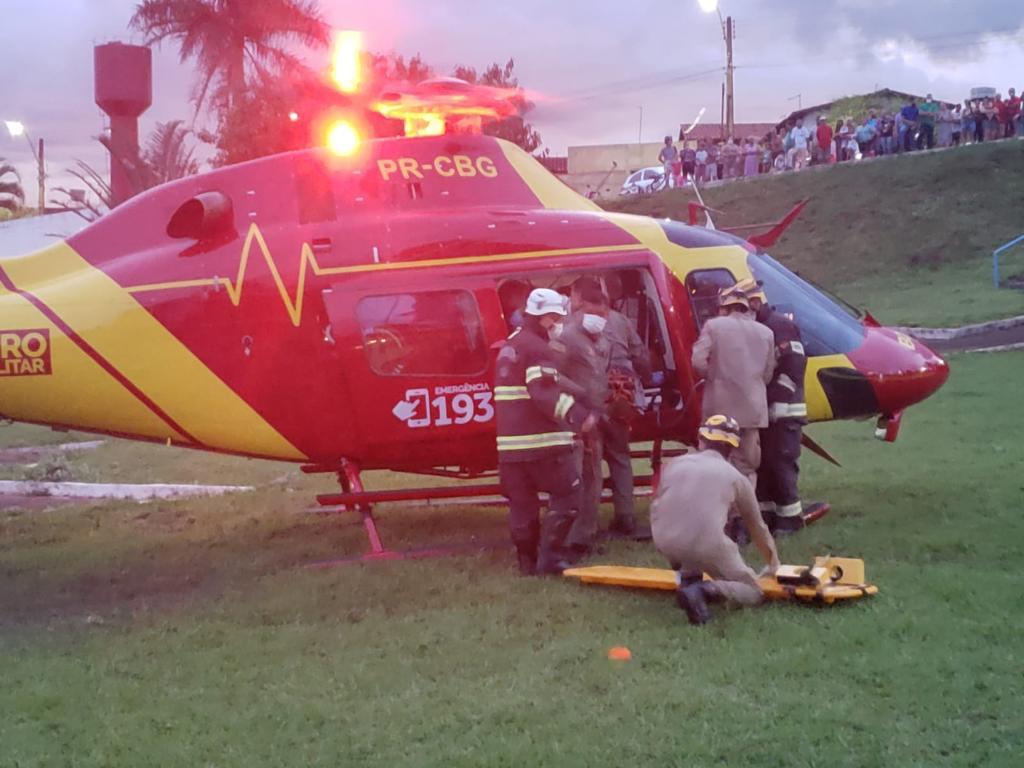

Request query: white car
[{"left": 620, "top": 167, "right": 668, "bottom": 196}]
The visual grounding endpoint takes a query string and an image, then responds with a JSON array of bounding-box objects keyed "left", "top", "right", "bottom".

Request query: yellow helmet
[
  {"left": 718, "top": 285, "right": 750, "bottom": 310},
  {"left": 731, "top": 277, "right": 767, "bottom": 303},
  {"left": 698, "top": 414, "right": 741, "bottom": 448}
]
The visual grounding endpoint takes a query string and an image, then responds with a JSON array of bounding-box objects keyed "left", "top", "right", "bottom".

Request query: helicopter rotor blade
[{"left": 801, "top": 431, "right": 841, "bottom": 467}]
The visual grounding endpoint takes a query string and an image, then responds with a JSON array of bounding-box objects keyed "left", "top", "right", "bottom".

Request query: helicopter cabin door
[{"left": 320, "top": 275, "right": 506, "bottom": 472}]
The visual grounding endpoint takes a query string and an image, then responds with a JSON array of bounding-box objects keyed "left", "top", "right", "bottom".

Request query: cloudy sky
[{"left": 3, "top": 0, "right": 1023, "bottom": 207}]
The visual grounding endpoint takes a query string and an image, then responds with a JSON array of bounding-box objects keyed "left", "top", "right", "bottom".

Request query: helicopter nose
[{"left": 846, "top": 325, "right": 950, "bottom": 415}]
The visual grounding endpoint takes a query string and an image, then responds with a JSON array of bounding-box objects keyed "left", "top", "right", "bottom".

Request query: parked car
[{"left": 620, "top": 166, "right": 667, "bottom": 196}]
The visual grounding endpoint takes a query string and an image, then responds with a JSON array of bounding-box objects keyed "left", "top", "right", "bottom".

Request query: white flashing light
[
  {"left": 4, "top": 121, "right": 26, "bottom": 138},
  {"left": 698, "top": 0, "right": 719, "bottom": 13}
]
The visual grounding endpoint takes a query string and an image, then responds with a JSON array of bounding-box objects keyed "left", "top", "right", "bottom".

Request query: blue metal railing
[{"left": 993, "top": 234, "right": 1024, "bottom": 288}]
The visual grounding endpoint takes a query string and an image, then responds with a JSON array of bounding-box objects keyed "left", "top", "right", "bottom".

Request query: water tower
[{"left": 94, "top": 42, "right": 152, "bottom": 207}]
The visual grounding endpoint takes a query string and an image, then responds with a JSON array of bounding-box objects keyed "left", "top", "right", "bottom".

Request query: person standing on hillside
[
  {"left": 1000, "top": 89, "right": 1020, "bottom": 138},
  {"left": 879, "top": 113, "right": 895, "bottom": 155},
  {"left": 900, "top": 98, "right": 920, "bottom": 152},
  {"left": 938, "top": 103, "right": 955, "bottom": 147},
  {"left": 695, "top": 141, "right": 709, "bottom": 184},
  {"left": 973, "top": 100, "right": 987, "bottom": 143},
  {"left": 815, "top": 117, "right": 833, "bottom": 164},
  {"left": 919, "top": 94, "right": 939, "bottom": 149},
  {"left": 743, "top": 138, "right": 760, "bottom": 177},
  {"left": 681, "top": 143, "right": 697, "bottom": 184},
  {"left": 658, "top": 137, "right": 679, "bottom": 189},
  {"left": 788, "top": 118, "right": 813, "bottom": 170},
  {"left": 1014, "top": 88, "right": 1024, "bottom": 137}
]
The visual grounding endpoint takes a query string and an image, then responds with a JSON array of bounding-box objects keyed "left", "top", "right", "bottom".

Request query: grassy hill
[{"left": 604, "top": 140, "right": 1024, "bottom": 327}]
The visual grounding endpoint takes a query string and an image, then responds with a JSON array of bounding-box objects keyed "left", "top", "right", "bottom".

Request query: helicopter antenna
[{"left": 690, "top": 181, "right": 716, "bottom": 230}]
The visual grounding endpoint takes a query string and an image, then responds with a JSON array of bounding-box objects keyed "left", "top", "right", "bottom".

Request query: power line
[{"left": 560, "top": 63, "right": 725, "bottom": 102}]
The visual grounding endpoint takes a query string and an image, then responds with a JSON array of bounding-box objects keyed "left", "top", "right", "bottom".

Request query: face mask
[
  {"left": 549, "top": 322, "right": 564, "bottom": 339},
  {"left": 582, "top": 314, "right": 607, "bottom": 335}
]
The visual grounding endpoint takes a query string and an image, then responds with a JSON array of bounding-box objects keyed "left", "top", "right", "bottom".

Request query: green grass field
[
  {"left": 605, "top": 140, "right": 1024, "bottom": 327},
  {"left": 1, "top": 351, "right": 1022, "bottom": 766}
]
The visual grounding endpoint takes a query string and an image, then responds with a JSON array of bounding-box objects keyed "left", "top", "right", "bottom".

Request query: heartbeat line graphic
[
  {"left": 123, "top": 223, "right": 646, "bottom": 327},
  {"left": 127, "top": 223, "right": 349, "bottom": 327}
]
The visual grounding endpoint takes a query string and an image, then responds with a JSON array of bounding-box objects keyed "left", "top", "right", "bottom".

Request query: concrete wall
[
  {"left": 568, "top": 142, "right": 665, "bottom": 175},
  {"left": 564, "top": 142, "right": 668, "bottom": 199}
]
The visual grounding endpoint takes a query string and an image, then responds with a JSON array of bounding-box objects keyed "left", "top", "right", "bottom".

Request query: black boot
[
  {"left": 675, "top": 581, "right": 712, "bottom": 625},
  {"left": 515, "top": 545, "right": 537, "bottom": 576},
  {"left": 536, "top": 513, "right": 574, "bottom": 575},
  {"left": 773, "top": 515, "right": 806, "bottom": 536},
  {"left": 802, "top": 501, "right": 831, "bottom": 524}
]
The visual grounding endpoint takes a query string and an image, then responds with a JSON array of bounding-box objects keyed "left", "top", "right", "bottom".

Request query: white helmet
[{"left": 524, "top": 288, "right": 568, "bottom": 317}]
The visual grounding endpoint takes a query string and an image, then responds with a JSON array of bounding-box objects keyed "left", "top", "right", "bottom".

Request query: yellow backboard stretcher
[{"left": 563, "top": 557, "right": 878, "bottom": 604}]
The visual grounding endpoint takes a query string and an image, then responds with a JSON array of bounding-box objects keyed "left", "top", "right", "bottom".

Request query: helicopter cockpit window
[
  {"left": 747, "top": 253, "right": 865, "bottom": 356},
  {"left": 356, "top": 290, "right": 488, "bottom": 377},
  {"left": 685, "top": 268, "right": 736, "bottom": 328}
]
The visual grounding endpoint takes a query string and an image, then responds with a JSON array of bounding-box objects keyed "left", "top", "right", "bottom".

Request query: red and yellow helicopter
[{"left": 0, "top": 38, "right": 948, "bottom": 558}]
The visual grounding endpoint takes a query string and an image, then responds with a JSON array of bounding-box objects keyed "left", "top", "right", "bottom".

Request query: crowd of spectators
[{"left": 656, "top": 89, "right": 1023, "bottom": 189}]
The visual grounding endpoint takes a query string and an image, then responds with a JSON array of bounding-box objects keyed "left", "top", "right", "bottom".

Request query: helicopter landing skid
[
  {"left": 301, "top": 461, "right": 662, "bottom": 567},
  {"left": 303, "top": 459, "right": 508, "bottom": 566}
]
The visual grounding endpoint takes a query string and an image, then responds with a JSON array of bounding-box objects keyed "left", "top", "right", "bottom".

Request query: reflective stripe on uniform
[
  {"left": 494, "top": 385, "right": 530, "bottom": 401},
  {"left": 497, "top": 432, "right": 576, "bottom": 451},
  {"left": 759, "top": 501, "right": 777, "bottom": 513},
  {"left": 770, "top": 402, "right": 808, "bottom": 420},
  {"left": 777, "top": 501, "right": 803, "bottom": 518},
  {"left": 554, "top": 392, "right": 576, "bottom": 420},
  {"left": 777, "top": 373, "right": 797, "bottom": 393},
  {"left": 787, "top": 341, "right": 805, "bottom": 356},
  {"left": 525, "top": 365, "right": 560, "bottom": 384}
]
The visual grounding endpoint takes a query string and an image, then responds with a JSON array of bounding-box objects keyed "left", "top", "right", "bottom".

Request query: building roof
[
  {"left": 678, "top": 123, "right": 778, "bottom": 141},
  {"left": 775, "top": 88, "right": 959, "bottom": 129}
]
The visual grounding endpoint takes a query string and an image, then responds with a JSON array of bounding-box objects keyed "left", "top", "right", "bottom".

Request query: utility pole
[
  {"left": 725, "top": 15, "right": 735, "bottom": 140},
  {"left": 637, "top": 106, "right": 644, "bottom": 144},
  {"left": 721, "top": 82, "right": 726, "bottom": 139}
]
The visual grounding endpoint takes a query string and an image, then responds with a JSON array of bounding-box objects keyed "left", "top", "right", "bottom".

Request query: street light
[
  {"left": 698, "top": 0, "right": 735, "bottom": 140},
  {"left": 4, "top": 120, "right": 45, "bottom": 214}
]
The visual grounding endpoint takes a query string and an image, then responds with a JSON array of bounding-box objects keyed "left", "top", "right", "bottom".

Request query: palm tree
[
  {"left": 0, "top": 159, "right": 25, "bottom": 212},
  {"left": 51, "top": 121, "right": 200, "bottom": 221},
  {"left": 129, "top": 0, "right": 330, "bottom": 114},
  {"left": 140, "top": 119, "right": 200, "bottom": 184}
]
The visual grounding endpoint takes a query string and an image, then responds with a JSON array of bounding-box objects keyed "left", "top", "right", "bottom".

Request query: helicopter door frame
[{"left": 320, "top": 272, "right": 506, "bottom": 472}]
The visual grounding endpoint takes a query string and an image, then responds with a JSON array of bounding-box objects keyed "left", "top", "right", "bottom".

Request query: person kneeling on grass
[{"left": 650, "top": 415, "right": 781, "bottom": 625}]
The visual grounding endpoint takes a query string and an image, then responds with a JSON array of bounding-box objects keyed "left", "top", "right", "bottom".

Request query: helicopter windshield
[{"left": 747, "top": 253, "right": 865, "bottom": 357}]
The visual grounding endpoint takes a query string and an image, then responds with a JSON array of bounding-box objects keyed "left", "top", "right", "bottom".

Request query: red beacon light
[
  {"left": 325, "top": 119, "right": 360, "bottom": 156},
  {"left": 373, "top": 77, "right": 520, "bottom": 138}
]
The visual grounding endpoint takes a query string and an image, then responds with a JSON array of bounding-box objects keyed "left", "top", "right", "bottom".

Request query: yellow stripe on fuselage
[
  {"left": 804, "top": 354, "right": 856, "bottom": 423},
  {"left": 0, "top": 281, "right": 188, "bottom": 442},
  {"left": 1, "top": 242, "right": 306, "bottom": 460}
]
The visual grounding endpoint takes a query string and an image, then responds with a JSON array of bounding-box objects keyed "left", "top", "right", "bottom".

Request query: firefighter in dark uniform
[
  {"left": 736, "top": 278, "right": 824, "bottom": 535},
  {"left": 495, "top": 288, "right": 597, "bottom": 576}
]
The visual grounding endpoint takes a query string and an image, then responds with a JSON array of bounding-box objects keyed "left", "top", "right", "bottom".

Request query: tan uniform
[
  {"left": 557, "top": 315, "right": 610, "bottom": 548},
  {"left": 691, "top": 312, "right": 775, "bottom": 486},
  {"left": 651, "top": 449, "right": 778, "bottom": 605}
]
